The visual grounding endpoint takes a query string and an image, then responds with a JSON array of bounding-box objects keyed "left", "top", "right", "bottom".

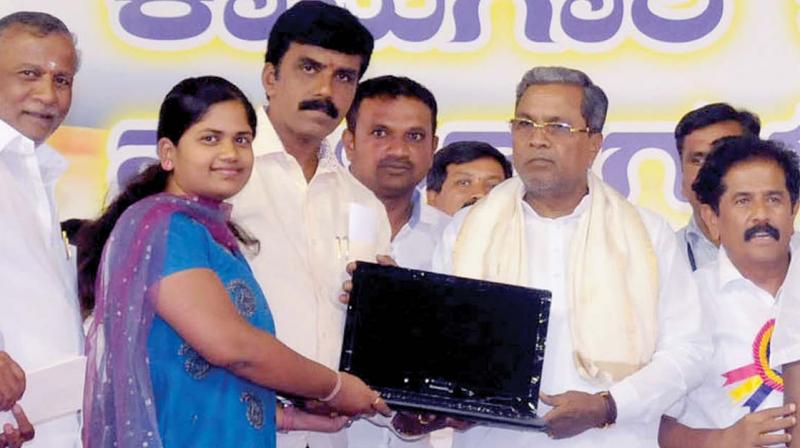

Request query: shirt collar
[
  {"left": 253, "top": 105, "right": 338, "bottom": 172},
  {"left": 0, "top": 119, "right": 67, "bottom": 183},
  {"left": 716, "top": 246, "right": 792, "bottom": 299},
  {"left": 0, "top": 118, "right": 34, "bottom": 156},
  {"left": 36, "top": 143, "right": 69, "bottom": 185},
  {"left": 686, "top": 214, "right": 713, "bottom": 247}
]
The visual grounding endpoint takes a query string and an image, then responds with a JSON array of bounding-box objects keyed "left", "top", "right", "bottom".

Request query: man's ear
[
  {"left": 342, "top": 128, "right": 356, "bottom": 163},
  {"left": 262, "top": 63, "right": 278, "bottom": 100},
  {"left": 700, "top": 203, "right": 721, "bottom": 244}
]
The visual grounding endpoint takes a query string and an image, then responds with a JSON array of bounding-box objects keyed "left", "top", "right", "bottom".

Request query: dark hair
[
  {"left": 426, "top": 141, "right": 512, "bottom": 192},
  {"left": 0, "top": 11, "right": 72, "bottom": 37},
  {"left": 674, "top": 103, "right": 761, "bottom": 157},
  {"left": 265, "top": 1, "right": 374, "bottom": 78},
  {"left": 0, "top": 11, "right": 80, "bottom": 70},
  {"left": 77, "top": 76, "right": 259, "bottom": 314},
  {"left": 692, "top": 136, "right": 800, "bottom": 214},
  {"left": 345, "top": 75, "right": 438, "bottom": 133}
]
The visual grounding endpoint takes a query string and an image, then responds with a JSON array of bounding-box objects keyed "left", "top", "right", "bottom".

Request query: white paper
[
  {"left": 0, "top": 356, "right": 87, "bottom": 426},
  {"left": 347, "top": 202, "right": 378, "bottom": 261}
]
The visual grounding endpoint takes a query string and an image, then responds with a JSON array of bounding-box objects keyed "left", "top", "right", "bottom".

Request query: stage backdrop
[{"left": 3, "top": 0, "right": 800, "bottom": 229}]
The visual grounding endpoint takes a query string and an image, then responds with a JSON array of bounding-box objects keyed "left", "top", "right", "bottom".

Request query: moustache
[
  {"left": 298, "top": 98, "right": 339, "bottom": 119},
  {"left": 377, "top": 157, "right": 413, "bottom": 170},
  {"left": 461, "top": 197, "right": 479, "bottom": 209},
  {"left": 743, "top": 223, "right": 780, "bottom": 242}
]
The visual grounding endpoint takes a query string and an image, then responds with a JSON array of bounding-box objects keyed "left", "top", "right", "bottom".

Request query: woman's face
[{"left": 161, "top": 99, "right": 254, "bottom": 201}]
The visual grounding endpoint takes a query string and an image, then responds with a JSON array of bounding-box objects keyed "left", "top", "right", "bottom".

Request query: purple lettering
[
  {"left": 223, "top": 0, "right": 287, "bottom": 42},
  {"left": 118, "top": 0, "right": 212, "bottom": 40},
  {"left": 631, "top": 0, "right": 724, "bottom": 43},
  {"left": 561, "top": 0, "right": 624, "bottom": 43},
  {"left": 601, "top": 131, "right": 682, "bottom": 199}
]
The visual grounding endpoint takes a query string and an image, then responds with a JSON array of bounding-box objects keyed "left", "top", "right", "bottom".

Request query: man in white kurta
[
  {"left": 433, "top": 67, "right": 709, "bottom": 447},
  {"left": 230, "top": 3, "right": 391, "bottom": 447},
  {"left": 659, "top": 136, "right": 798, "bottom": 447},
  {"left": 0, "top": 12, "right": 84, "bottom": 447}
]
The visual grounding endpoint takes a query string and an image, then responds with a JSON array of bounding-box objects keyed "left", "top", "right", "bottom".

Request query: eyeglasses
[{"left": 509, "top": 117, "right": 592, "bottom": 138}]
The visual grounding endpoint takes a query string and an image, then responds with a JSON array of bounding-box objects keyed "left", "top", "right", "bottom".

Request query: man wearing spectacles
[{"left": 434, "top": 66, "right": 709, "bottom": 447}]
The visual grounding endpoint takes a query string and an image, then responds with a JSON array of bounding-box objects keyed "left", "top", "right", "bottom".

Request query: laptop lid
[{"left": 340, "top": 262, "right": 552, "bottom": 424}]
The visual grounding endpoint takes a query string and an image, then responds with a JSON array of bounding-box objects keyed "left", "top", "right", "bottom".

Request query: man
[
  {"left": 433, "top": 66, "right": 709, "bottom": 447},
  {"left": 674, "top": 103, "right": 761, "bottom": 271},
  {"left": 342, "top": 75, "right": 447, "bottom": 447},
  {"left": 344, "top": 75, "right": 450, "bottom": 272},
  {"left": 426, "top": 140, "right": 512, "bottom": 216},
  {"left": 659, "top": 136, "right": 798, "bottom": 447},
  {"left": 0, "top": 11, "right": 84, "bottom": 447},
  {"left": 229, "top": 3, "right": 392, "bottom": 447}
]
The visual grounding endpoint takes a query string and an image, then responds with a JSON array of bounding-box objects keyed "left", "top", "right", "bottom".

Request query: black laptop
[{"left": 340, "top": 262, "right": 552, "bottom": 430}]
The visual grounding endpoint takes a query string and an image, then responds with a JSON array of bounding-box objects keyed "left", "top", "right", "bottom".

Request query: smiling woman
[{"left": 77, "top": 76, "right": 389, "bottom": 448}]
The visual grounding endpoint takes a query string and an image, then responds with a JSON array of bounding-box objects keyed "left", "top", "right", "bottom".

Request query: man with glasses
[{"left": 433, "top": 66, "right": 710, "bottom": 447}]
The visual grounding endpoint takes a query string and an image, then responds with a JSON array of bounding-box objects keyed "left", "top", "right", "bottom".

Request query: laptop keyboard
[{"left": 379, "top": 389, "right": 534, "bottom": 420}]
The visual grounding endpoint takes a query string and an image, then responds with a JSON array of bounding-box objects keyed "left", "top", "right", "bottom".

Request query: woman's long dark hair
[{"left": 77, "top": 76, "right": 259, "bottom": 315}]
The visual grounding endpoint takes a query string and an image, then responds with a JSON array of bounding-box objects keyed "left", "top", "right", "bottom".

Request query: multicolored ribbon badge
[{"left": 722, "top": 319, "right": 783, "bottom": 412}]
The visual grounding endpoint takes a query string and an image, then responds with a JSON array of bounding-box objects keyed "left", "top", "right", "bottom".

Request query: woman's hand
[{"left": 327, "top": 372, "right": 391, "bottom": 417}]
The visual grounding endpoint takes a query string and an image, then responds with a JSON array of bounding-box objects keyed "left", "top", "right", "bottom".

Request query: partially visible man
[
  {"left": 674, "top": 103, "right": 760, "bottom": 271},
  {"left": 344, "top": 75, "right": 449, "bottom": 272},
  {"left": 659, "top": 136, "right": 798, "bottom": 447},
  {"left": 229, "top": 2, "right": 392, "bottom": 447},
  {"left": 425, "top": 141, "right": 512, "bottom": 216},
  {"left": 0, "top": 10, "right": 84, "bottom": 447},
  {"left": 435, "top": 66, "right": 709, "bottom": 447}
]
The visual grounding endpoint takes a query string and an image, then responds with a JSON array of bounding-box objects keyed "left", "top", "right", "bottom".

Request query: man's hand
[
  {"left": 339, "top": 255, "right": 397, "bottom": 304},
  {"left": 716, "top": 403, "right": 795, "bottom": 447},
  {"left": 0, "top": 353, "right": 24, "bottom": 412},
  {"left": 0, "top": 405, "right": 34, "bottom": 448},
  {"left": 541, "top": 391, "right": 608, "bottom": 439}
]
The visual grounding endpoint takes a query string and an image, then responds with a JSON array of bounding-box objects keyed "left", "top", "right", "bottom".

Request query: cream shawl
[{"left": 452, "top": 173, "right": 659, "bottom": 385}]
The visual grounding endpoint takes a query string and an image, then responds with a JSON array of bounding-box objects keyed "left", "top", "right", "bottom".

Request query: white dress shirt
[
  {"left": 347, "top": 190, "right": 449, "bottom": 448},
  {"left": 230, "top": 107, "right": 391, "bottom": 448},
  {"left": 676, "top": 248, "right": 784, "bottom": 429},
  {"left": 391, "top": 190, "right": 450, "bottom": 272},
  {"left": 0, "top": 119, "right": 84, "bottom": 447},
  {"left": 676, "top": 215, "right": 718, "bottom": 272},
  {"left": 434, "top": 188, "right": 710, "bottom": 448}
]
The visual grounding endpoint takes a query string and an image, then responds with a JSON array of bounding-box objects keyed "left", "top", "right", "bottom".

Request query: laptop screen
[{"left": 341, "top": 263, "right": 551, "bottom": 406}]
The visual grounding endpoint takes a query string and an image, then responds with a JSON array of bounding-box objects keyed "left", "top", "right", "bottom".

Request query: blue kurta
[{"left": 147, "top": 213, "right": 276, "bottom": 447}]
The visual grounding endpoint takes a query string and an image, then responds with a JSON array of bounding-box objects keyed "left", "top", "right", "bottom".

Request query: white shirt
[
  {"left": 391, "top": 190, "right": 450, "bottom": 271},
  {"left": 434, "top": 189, "right": 710, "bottom": 448},
  {"left": 347, "top": 190, "right": 449, "bottom": 448},
  {"left": 230, "top": 107, "right": 391, "bottom": 448},
  {"left": 0, "top": 119, "right": 84, "bottom": 447},
  {"left": 770, "top": 239, "right": 800, "bottom": 369},
  {"left": 676, "top": 215, "right": 718, "bottom": 272},
  {"left": 676, "top": 248, "right": 784, "bottom": 429}
]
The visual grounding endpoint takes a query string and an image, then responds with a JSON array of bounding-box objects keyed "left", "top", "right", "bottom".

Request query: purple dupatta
[{"left": 82, "top": 193, "right": 240, "bottom": 448}]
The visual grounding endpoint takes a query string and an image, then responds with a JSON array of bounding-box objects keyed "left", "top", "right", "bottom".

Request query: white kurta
[
  {"left": 433, "top": 188, "right": 710, "bottom": 448},
  {"left": 230, "top": 107, "right": 392, "bottom": 448},
  {"left": 0, "top": 119, "right": 84, "bottom": 447},
  {"left": 677, "top": 248, "right": 784, "bottom": 429}
]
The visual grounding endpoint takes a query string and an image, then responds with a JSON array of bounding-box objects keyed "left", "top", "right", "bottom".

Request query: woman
[{"left": 80, "top": 76, "right": 388, "bottom": 447}]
